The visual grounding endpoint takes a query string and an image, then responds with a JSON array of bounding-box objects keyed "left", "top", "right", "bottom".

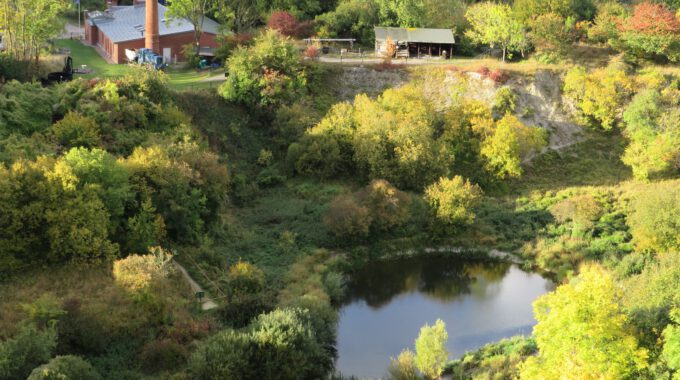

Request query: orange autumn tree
[{"left": 618, "top": 2, "right": 680, "bottom": 61}]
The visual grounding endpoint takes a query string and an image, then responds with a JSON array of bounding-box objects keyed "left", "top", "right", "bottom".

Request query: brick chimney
[{"left": 145, "top": 0, "right": 160, "bottom": 53}]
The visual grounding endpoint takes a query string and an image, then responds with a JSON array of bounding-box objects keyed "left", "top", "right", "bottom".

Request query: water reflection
[{"left": 336, "top": 256, "right": 555, "bottom": 379}]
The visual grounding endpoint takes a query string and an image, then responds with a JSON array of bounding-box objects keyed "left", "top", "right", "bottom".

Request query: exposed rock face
[{"left": 336, "top": 66, "right": 583, "bottom": 153}]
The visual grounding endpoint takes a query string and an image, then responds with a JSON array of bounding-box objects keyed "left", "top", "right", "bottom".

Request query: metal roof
[
  {"left": 87, "top": 2, "right": 220, "bottom": 43},
  {"left": 374, "top": 27, "right": 455, "bottom": 44}
]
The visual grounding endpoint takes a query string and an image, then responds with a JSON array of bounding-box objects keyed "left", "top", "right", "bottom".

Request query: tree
[
  {"left": 528, "top": 12, "right": 577, "bottom": 57},
  {"left": 588, "top": 2, "right": 628, "bottom": 44},
  {"left": 618, "top": 2, "right": 680, "bottom": 62},
  {"left": 314, "top": 0, "right": 380, "bottom": 45},
  {"left": 27, "top": 355, "right": 101, "bottom": 380},
  {"left": 166, "top": 0, "right": 216, "bottom": 58},
  {"left": 383, "top": 36, "right": 397, "bottom": 63},
  {"left": 513, "top": 0, "right": 596, "bottom": 23},
  {"left": 621, "top": 87, "right": 680, "bottom": 180},
  {"left": 480, "top": 114, "right": 547, "bottom": 179},
  {"left": 188, "top": 328, "right": 256, "bottom": 380},
  {"left": 414, "top": 319, "right": 449, "bottom": 379},
  {"left": 0, "top": 0, "right": 68, "bottom": 64},
  {"left": 424, "top": 176, "right": 482, "bottom": 226},
  {"left": 221, "top": 261, "right": 269, "bottom": 327},
  {"left": 377, "top": 0, "right": 426, "bottom": 27},
  {"left": 465, "top": 3, "right": 527, "bottom": 62},
  {"left": 268, "top": 11, "right": 299, "bottom": 37},
  {"left": 423, "top": 0, "right": 467, "bottom": 31},
  {"left": 219, "top": 29, "right": 306, "bottom": 107},
  {"left": 519, "top": 265, "right": 648, "bottom": 379},
  {"left": 219, "top": 0, "right": 265, "bottom": 33}
]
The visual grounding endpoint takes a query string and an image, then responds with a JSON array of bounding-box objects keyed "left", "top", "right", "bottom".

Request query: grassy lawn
[{"left": 53, "top": 39, "right": 225, "bottom": 90}]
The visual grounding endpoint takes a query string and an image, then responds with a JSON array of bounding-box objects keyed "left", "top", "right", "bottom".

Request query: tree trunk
[{"left": 502, "top": 46, "right": 506, "bottom": 62}]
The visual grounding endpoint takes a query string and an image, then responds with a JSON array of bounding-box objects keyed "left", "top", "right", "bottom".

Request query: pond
[{"left": 335, "top": 256, "right": 555, "bottom": 379}]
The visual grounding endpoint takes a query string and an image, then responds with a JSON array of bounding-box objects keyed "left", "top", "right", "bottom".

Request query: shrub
[
  {"left": 221, "top": 261, "right": 269, "bottom": 327},
  {"left": 0, "top": 324, "right": 57, "bottom": 380},
  {"left": 219, "top": 30, "right": 306, "bottom": 107},
  {"left": 414, "top": 319, "right": 449, "bottom": 380},
  {"left": 188, "top": 329, "right": 256, "bottom": 380},
  {"left": 51, "top": 112, "right": 101, "bottom": 149},
  {"left": 112, "top": 247, "right": 174, "bottom": 293},
  {"left": 27, "top": 355, "right": 101, "bottom": 380},
  {"left": 481, "top": 114, "right": 547, "bottom": 179},
  {"left": 305, "top": 45, "right": 319, "bottom": 60},
  {"left": 563, "top": 62, "right": 635, "bottom": 130},
  {"left": 324, "top": 195, "right": 372, "bottom": 239},
  {"left": 0, "top": 81, "right": 54, "bottom": 137},
  {"left": 492, "top": 87, "right": 517, "bottom": 117},
  {"left": 139, "top": 339, "right": 189, "bottom": 373},
  {"left": 488, "top": 69, "right": 509, "bottom": 83},
  {"left": 627, "top": 182, "right": 680, "bottom": 252},
  {"left": 424, "top": 176, "right": 482, "bottom": 226},
  {"left": 356, "top": 179, "right": 411, "bottom": 231},
  {"left": 387, "top": 349, "right": 419, "bottom": 380},
  {"left": 588, "top": 2, "right": 628, "bottom": 44}
]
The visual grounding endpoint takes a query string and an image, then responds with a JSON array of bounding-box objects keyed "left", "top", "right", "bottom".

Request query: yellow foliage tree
[{"left": 520, "top": 264, "right": 648, "bottom": 380}]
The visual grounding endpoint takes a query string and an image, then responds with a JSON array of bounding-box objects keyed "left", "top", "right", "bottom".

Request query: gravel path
[{"left": 174, "top": 261, "right": 218, "bottom": 311}]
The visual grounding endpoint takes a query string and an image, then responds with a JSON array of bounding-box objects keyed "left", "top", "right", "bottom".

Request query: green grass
[
  {"left": 53, "top": 39, "right": 225, "bottom": 90},
  {"left": 506, "top": 132, "right": 632, "bottom": 195},
  {"left": 54, "top": 39, "right": 132, "bottom": 78}
]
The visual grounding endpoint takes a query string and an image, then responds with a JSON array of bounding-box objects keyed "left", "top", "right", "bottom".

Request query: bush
[
  {"left": 492, "top": 87, "right": 517, "bottom": 117},
  {"left": 0, "top": 81, "right": 54, "bottom": 137},
  {"left": 424, "top": 176, "right": 482, "bottom": 226},
  {"left": 627, "top": 182, "right": 680, "bottom": 252},
  {"left": 324, "top": 195, "right": 372, "bottom": 239},
  {"left": 188, "top": 329, "right": 256, "bottom": 380},
  {"left": 139, "top": 339, "right": 189, "bottom": 373},
  {"left": 27, "top": 355, "right": 101, "bottom": 380},
  {"left": 50, "top": 112, "right": 101, "bottom": 149},
  {"left": 563, "top": 62, "right": 635, "bottom": 130},
  {"left": 221, "top": 261, "right": 269, "bottom": 327},
  {"left": 387, "top": 349, "right": 419, "bottom": 380},
  {"left": 219, "top": 29, "right": 307, "bottom": 107},
  {"left": 112, "top": 247, "right": 174, "bottom": 293},
  {"left": 0, "top": 324, "right": 57, "bottom": 380},
  {"left": 356, "top": 179, "right": 411, "bottom": 231}
]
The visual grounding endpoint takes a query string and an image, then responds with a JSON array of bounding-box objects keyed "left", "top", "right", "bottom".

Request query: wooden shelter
[{"left": 374, "top": 27, "right": 456, "bottom": 59}]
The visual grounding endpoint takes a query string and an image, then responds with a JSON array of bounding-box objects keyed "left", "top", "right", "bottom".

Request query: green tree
[
  {"left": 219, "top": 29, "right": 307, "bottom": 107},
  {"left": 621, "top": 85, "right": 680, "bottom": 180},
  {"left": 27, "top": 355, "right": 101, "bottom": 380},
  {"left": 0, "top": 324, "right": 57, "bottom": 380},
  {"left": 520, "top": 265, "right": 648, "bottom": 379},
  {"left": 188, "top": 328, "right": 256, "bottom": 380},
  {"left": 424, "top": 176, "right": 482, "bottom": 226},
  {"left": 528, "top": 12, "right": 577, "bottom": 58},
  {"left": 663, "top": 309, "right": 680, "bottom": 379},
  {"left": 377, "top": 0, "right": 426, "bottom": 27},
  {"left": 314, "top": 0, "right": 380, "bottom": 45},
  {"left": 165, "top": 0, "right": 216, "bottom": 57},
  {"left": 221, "top": 261, "right": 269, "bottom": 327},
  {"left": 414, "top": 319, "right": 449, "bottom": 380},
  {"left": 465, "top": 3, "right": 527, "bottom": 62},
  {"left": 627, "top": 182, "right": 680, "bottom": 252}
]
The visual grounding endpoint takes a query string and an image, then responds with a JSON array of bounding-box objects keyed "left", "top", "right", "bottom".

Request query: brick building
[{"left": 84, "top": 0, "right": 220, "bottom": 64}]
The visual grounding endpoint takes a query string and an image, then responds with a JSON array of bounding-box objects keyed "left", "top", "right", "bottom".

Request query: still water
[{"left": 335, "top": 256, "right": 555, "bottom": 379}]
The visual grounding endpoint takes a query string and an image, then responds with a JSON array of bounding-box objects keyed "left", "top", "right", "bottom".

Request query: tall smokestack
[{"left": 145, "top": 0, "right": 159, "bottom": 53}]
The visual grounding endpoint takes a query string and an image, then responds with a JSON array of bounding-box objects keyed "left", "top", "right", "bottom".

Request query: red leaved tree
[
  {"left": 268, "top": 11, "right": 299, "bottom": 37},
  {"left": 619, "top": 2, "right": 680, "bottom": 35}
]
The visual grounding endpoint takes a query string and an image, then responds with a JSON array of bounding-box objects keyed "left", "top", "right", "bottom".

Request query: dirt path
[
  {"left": 60, "top": 22, "right": 83, "bottom": 40},
  {"left": 174, "top": 261, "right": 218, "bottom": 311}
]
